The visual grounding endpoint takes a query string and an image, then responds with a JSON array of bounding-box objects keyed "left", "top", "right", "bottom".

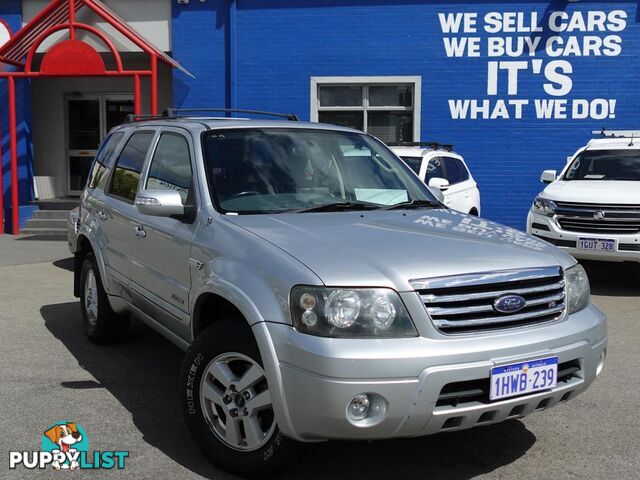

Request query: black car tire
[
  {"left": 79, "top": 253, "right": 129, "bottom": 344},
  {"left": 180, "top": 320, "right": 297, "bottom": 478}
]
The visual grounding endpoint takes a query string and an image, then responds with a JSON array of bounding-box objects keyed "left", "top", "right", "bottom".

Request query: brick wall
[{"left": 173, "top": 0, "right": 640, "bottom": 228}]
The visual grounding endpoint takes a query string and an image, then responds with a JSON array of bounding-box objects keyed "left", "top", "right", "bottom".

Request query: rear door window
[
  {"left": 88, "top": 131, "right": 124, "bottom": 191},
  {"left": 109, "top": 131, "right": 155, "bottom": 202},
  {"left": 443, "top": 156, "right": 463, "bottom": 185},
  {"left": 452, "top": 157, "right": 470, "bottom": 182}
]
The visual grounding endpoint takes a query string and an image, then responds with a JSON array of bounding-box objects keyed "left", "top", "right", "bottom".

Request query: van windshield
[
  {"left": 202, "top": 128, "right": 438, "bottom": 214},
  {"left": 564, "top": 150, "right": 640, "bottom": 181}
]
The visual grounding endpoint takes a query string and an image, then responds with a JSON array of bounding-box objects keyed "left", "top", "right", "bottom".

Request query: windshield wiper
[
  {"left": 379, "top": 199, "right": 442, "bottom": 211},
  {"left": 290, "top": 201, "right": 380, "bottom": 213}
]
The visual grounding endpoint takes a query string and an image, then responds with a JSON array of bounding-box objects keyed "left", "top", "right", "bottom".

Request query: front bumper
[
  {"left": 527, "top": 211, "right": 640, "bottom": 262},
  {"left": 258, "top": 304, "right": 607, "bottom": 442}
]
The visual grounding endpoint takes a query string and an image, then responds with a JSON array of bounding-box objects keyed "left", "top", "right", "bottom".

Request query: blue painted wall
[
  {"left": 1, "top": 0, "right": 34, "bottom": 232},
  {"left": 172, "top": 0, "right": 640, "bottom": 228}
]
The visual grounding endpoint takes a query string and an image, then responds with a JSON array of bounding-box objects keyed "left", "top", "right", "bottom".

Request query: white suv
[
  {"left": 527, "top": 130, "right": 640, "bottom": 263},
  {"left": 389, "top": 143, "right": 481, "bottom": 215}
]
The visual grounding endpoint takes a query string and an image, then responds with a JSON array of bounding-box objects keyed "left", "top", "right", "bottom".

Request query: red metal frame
[
  {"left": 0, "top": 0, "right": 185, "bottom": 235},
  {"left": 0, "top": 20, "right": 9, "bottom": 233}
]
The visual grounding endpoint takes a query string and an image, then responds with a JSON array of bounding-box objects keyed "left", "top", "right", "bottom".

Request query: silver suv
[{"left": 70, "top": 109, "right": 607, "bottom": 477}]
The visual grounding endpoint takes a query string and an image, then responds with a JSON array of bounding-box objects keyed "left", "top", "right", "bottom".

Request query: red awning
[{"left": 0, "top": 0, "right": 192, "bottom": 77}]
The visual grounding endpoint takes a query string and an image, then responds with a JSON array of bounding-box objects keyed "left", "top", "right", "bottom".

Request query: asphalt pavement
[{"left": 0, "top": 234, "right": 639, "bottom": 480}]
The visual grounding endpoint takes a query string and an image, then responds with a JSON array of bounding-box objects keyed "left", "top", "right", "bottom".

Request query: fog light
[
  {"left": 596, "top": 349, "right": 606, "bottom": 376},
  {"left": 347, "top": 393, "right": 371, "bottom": 421}
]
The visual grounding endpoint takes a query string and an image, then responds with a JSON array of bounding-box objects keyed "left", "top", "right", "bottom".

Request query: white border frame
[{"left": 310, "top": 76, "right": 421, "bottom": 141}]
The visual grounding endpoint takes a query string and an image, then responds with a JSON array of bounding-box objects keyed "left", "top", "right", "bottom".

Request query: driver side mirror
[
  {"left": 135, "top": 189, "right": 186, "bottom": 217},
  {"left": 429, "top": 187, "right": 445, "bottom": 203},
  {"left": 428, "top": 177, "right": 450, "bottom": 191},
  {"left": 540, "top": 170, "right": 557, "bottom": 184}
]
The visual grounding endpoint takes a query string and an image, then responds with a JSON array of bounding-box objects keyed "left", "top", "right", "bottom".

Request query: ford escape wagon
[{"left": 70, "top": 109, "right": 607, "bottom": 477}]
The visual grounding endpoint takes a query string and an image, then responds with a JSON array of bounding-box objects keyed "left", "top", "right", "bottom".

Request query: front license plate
[
  {"left": 490, "top": 357, "right": 558, "bottom": 401},
  {"left": 577, "top": 237, "right": 617, "bottom": 252}
]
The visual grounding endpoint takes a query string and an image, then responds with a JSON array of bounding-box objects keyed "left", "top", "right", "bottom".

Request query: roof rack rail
[
  {"left": 163, "top": 108, "right": 300, "bottom": 121},
  {"left": 593, "top": 128, "right": 640, "bottom": 138},
  {"left": 125, "top": 113, "right": 167, "bottom": 123},
  {"left": 386, "top": 141, "right": 454, "bottom": 151}
]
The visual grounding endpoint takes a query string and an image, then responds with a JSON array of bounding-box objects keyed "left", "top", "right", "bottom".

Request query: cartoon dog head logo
[{"left": 42, "top": 422, "right": 88, "bottom": 471}]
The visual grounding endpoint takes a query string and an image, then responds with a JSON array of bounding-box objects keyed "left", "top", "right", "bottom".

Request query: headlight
[
  {"left": 565, "top": 264, "right": 590, "bottom": 314},
  {"left": 291, "top": 286, "right": 417, "bottom": 337},
  {"left": 532, "top": 196, "right": 557, "bottom": 216}
]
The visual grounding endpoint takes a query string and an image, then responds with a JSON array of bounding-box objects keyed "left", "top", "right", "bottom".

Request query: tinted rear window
[
  {"left": 109, "top": 132, "right": 155, "bottom": 202},
  {"left": 88, "top": 131, "right": 124, "bottom": 191}
]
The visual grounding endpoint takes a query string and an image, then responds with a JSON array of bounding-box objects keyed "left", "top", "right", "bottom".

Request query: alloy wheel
[{"left": 199, "top": 352, "right": 275, "bottom": 451}]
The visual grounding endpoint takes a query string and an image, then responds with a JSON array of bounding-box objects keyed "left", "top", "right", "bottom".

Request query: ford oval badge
[{"left": 493, "top": 294, "right": 526, "bottom": 314}]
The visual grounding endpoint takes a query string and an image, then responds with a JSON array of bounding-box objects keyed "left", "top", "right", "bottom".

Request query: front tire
[
  {"left": 180, "top": 321, "right": 296, "bottom": 477},
  {"left": 79, "top": 253, "right": 129, "bottom": 344}
]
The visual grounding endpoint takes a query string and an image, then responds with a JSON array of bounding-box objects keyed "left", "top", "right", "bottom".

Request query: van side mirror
[
  {"left": 540, "top": 170, "right": 557, "bottom": 184},
  {"left": 428, "top": 177, "right": 450, "bottom": 191},
  {"left": 135, "top": 190, "right": 185, "bottom": 217}
]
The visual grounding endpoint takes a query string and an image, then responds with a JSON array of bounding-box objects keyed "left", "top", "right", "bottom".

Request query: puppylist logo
[{"left": 9, "top": 421, "right": 129, "bottom": 471}]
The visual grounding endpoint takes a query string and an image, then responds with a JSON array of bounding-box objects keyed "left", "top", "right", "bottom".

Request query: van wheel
[
  {"left": 180, "top": 321, "right": 296, "bottom": 478},
  {"left": 469, "top": 208, "right": 479, "bottom": 216},
  {"left": 80, "top": 253, "right": 129, "bottom": 344}
]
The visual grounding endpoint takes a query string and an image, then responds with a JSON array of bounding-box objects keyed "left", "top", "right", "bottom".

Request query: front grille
[
  {"left": 555, "top": 201, "right": 640, "bottom": 235},
  {"left": 557, "top": 218, "right": 640, "bottom": 234},
  {"left": 412, "top": 267, "right": 565, "bottom": 334}
]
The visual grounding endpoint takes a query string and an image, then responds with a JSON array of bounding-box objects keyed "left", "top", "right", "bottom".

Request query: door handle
[
  {"left": 97, "top": 211, "right": 107, "bottom": 221},
  {"left": 134, "top": 225, "right": 146, "bottom": 239}
]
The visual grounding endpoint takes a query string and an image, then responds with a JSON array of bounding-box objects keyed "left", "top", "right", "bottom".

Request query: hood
[
  {"left": 224, "top": 209, "right": 575, "bottom": 291},
  {"left": 543, "top": 180, "right": 640, "bottom": 204}
]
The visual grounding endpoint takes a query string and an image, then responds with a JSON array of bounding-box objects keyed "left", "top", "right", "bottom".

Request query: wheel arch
[
  {"left": 189, "top": 289, "right": 300, "bottom": 442},
  {"left": 191, "top": 291, "right": 250, "bottom": 339},
  {"left": 73, "top": 234, "right": 108, "bottom": 298}
]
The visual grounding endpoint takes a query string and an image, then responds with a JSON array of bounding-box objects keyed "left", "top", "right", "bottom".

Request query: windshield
[
  {"left": 202, "top": 128, "right": 438, "bottom": 214},
  {"left": 564, "top": 149, "right": 640, "bottom": 181},
  {"left": 400, "top": 156, "right": 423, "bottom": 175}
]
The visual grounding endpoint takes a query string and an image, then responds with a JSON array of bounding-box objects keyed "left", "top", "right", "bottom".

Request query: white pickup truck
[{"left": 527, "top": 130, "right": 640, "bottom": 263}]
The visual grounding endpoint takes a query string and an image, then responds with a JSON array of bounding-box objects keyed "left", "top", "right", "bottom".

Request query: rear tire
[
  {"left": 469, "top": 207, "right": 479, "bottom": 216},
  {"left": 79, "top": 253, "right": 129, "bottom": 344},
  {"left": 180, "top": 320, "right": 297, "bottom": 478}
]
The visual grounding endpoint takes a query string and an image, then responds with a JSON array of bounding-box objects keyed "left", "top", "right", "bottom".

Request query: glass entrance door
[
  {"left": 66, "top": 94, "right": 134, "bottom": 195},
  {"left": 67, "top": 97, "right": 100, "bottom": 195}
]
